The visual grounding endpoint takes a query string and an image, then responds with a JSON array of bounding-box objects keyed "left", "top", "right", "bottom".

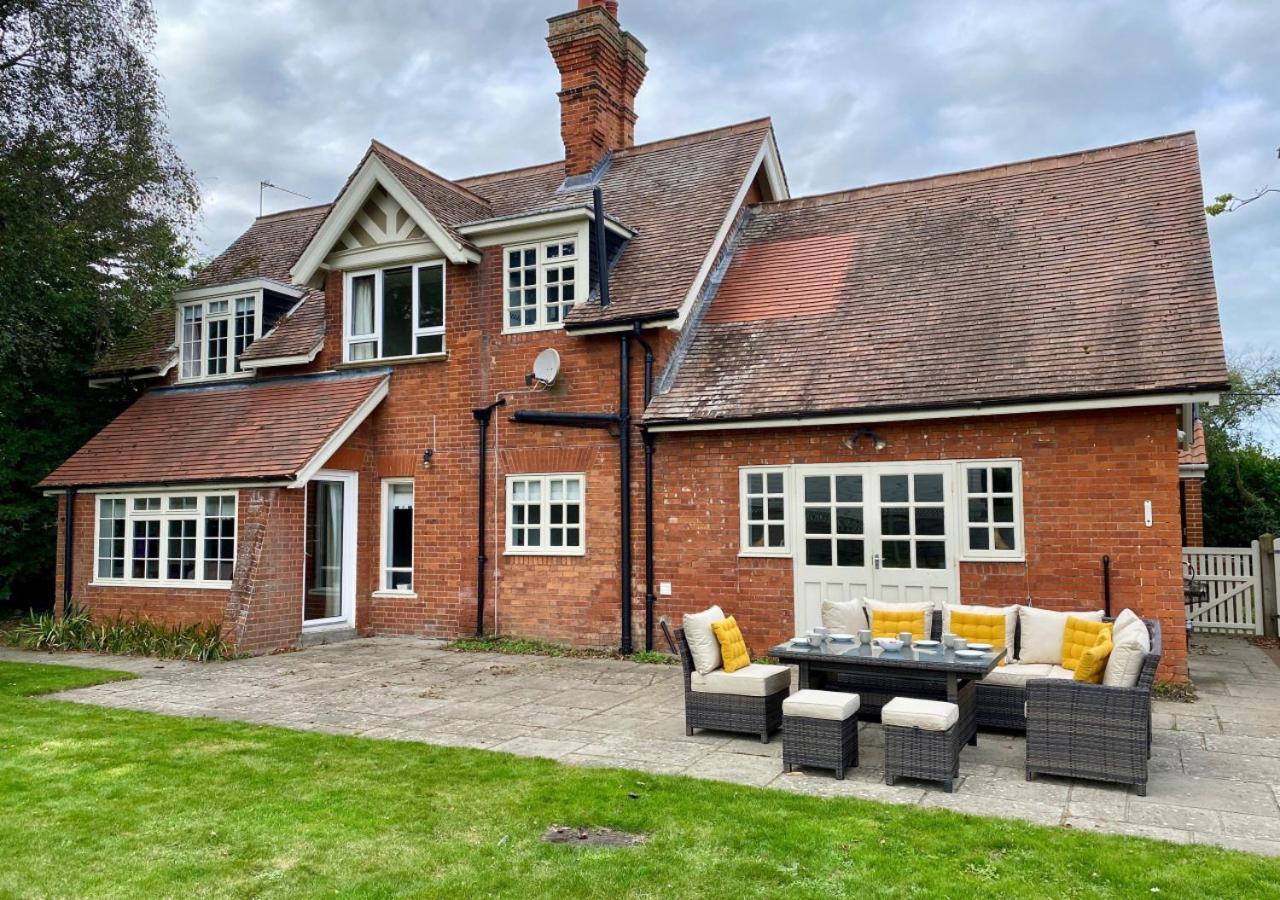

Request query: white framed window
[
  {"left": 179, "top": 295, "right": 259, "bottom": 380},
  {"left": 503, "top": 236, "right": 580, "bottom": 332},
  {"left": 506, "top": 473, "right": 584, "bottom": 555},
  {"left": 344, "top": 261, "right": 445, "bottom": 362},
  {"left": 93, "top": 492, "right": 237, "bottom": 587},
  {"left": 739, "top": 467, "right": 790, "bottom": 556},
  {"left": 380, "top": 479, "right": 414, "bottom": 592},
  {"left": 960, "top": 460, "right": 1024, "bottom": 561}
]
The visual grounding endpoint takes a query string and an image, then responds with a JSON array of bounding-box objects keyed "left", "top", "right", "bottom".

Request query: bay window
[
  {"left": 94, "top": 492, "right": 237, "bottom": 587},
  {"left": 179, "top": 295, "right": 258, "bottom": 380},
  {"left": 345, "top": 262, "right": 445, "bottom": 361}
]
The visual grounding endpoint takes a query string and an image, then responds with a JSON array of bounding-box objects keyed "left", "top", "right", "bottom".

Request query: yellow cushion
[
  {"left": 870, "top": 608, "right": 929, "bottom": 640},
  {"left": 950, "top": 610, "right": 1008, "bottom": 666},
  {"left": 1074, "top": 637, "right": 1113, "bottom": 684},
  {"left": 711, "top": 616, "right": 750, "bottom": 673},
  {"left": 1062, "top": 617, "right": 1112, "bottom": 671}
]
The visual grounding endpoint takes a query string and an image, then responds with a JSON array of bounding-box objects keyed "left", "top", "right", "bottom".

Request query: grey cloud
[{"left": 154, "top": 0, "right": 1276, "bottom": 354}]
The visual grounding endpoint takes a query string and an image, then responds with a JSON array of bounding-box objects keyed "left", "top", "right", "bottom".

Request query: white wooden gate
[{"left": 1182, "top": 543, "right": 1264, "bottom": 634}]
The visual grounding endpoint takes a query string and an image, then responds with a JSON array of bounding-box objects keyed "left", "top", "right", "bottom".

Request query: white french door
[
  {"left": 303, "top": 470, "right": 358, "bottom": 629},
  {"left": 793, "top": 463, "right": 959, "bottom": 633}
]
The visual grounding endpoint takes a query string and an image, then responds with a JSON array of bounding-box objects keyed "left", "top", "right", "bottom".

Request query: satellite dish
[{"left": 532, "top": 348, "right": 561, "bottom": 386}]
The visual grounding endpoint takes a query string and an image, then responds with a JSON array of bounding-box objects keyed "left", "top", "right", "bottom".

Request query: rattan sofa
[
  {"left": 1024, "top": 618, "right": 1162, "bottom": 795},
  {"left": 665, "top": 622, "right": 786, "bottom": 744}
]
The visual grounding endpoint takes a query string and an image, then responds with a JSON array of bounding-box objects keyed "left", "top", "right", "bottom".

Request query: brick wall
[
  {"left": 1182, "top": 477, "right": 1205, "bottom": 547},
  {"left": 648, "top": 407, "right": 1189, "bottom": 681}
]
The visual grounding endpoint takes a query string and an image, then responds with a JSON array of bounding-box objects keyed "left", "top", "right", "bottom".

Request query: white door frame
[
  {"left": 791, "top": 461, "right": 962, "bottom": 633},
  {"left": 302, "top": 469, "right": 358, "bottom": 630}
]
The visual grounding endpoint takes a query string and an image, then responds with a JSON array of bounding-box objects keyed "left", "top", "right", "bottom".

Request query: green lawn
[{"left": 1, "top": 661, "right": 1276, "bottom": 898}]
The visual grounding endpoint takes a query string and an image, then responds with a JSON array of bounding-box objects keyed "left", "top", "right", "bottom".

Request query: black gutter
[
  {"left": 62, "top": 487, "right": 76, "bottom": 617},
  {"left": 562, "top": 310, "right": 677, "bottom": 334},
  {"left": 643, "top": 385, "right": 1233, "bottom": 430},
  {"left": 631, "top": 322, "right": 657, "bottom": 652},
  {"left": 472, "top": 398, "right": 507, "bottom": 636},
  {"left": 510, "top": 410, "right": 619, "bottom": 429}
]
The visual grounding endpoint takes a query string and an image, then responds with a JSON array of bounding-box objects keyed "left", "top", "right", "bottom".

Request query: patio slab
[{"left": 4, "top": 634, "right": 1280, "bottom": 855}]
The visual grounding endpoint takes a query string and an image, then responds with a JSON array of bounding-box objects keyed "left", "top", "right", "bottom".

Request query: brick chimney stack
[{"left": 548, "top": 0, "right": 648, "bottom": 178}]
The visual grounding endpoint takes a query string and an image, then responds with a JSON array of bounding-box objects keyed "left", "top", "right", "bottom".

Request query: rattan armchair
[
  {"left": 1024, "top": 618, "right": 1162, "bottom": 795},
  {"left": 662, "top": 621, "right": 786, "bottom": 744}
]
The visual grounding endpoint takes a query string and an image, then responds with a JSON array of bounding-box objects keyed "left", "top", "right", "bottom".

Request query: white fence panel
[{"left": 1182, "top": 543, "right": 1263, "bottom": 635}]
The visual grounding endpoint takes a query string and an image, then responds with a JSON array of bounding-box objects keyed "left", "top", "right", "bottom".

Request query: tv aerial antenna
[{"left": 259, "top": 180, "right": 312, "bottom": 216}]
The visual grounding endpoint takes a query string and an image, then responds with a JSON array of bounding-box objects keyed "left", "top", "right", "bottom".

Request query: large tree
[
  {"left": 0, "top": 0, "right": 197, "bottom": 610},
  {"left": 1202, "top": 354, "right": 1280, "bottom": 547}
]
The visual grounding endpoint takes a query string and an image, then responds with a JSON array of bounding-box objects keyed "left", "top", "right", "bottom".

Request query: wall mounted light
[
  {"left": 422, "top": 448, "right": 434, "bottom": 468},
  {"left": 844, "top": 429, "right": 887, "bottom": 452}
]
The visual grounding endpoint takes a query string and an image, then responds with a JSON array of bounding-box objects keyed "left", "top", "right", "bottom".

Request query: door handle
[{"left": 873, "top": 553, "right": 882, "bottom": 570}]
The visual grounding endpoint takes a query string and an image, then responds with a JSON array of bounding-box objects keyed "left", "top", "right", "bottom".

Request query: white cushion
[
  {"left": 1111, "top": 608, "right": 1142, "bottom": 640},
  {"left": 981, "top": 663, "right": 1053, "bottom": 688},
  {"left": 820, "top": 598, "right": 866, "bottom": 635},
  {"left": 691, "top": 663, "right": 790, "bottom": 697},
  {"left": 881, "top": 697, "right": 958, "bottom": 731},
  {"left": 1047, "top": 665, "right": 1077, "bottom": 680},
  {"left": 783, "top": 689, "right": 860, "bottom": 721},
  {"left": 683, "top": 605, "right": 725, "bottom": 675},
  {"left": 1104, "top": 619, "right": 1151, "bottom": 688},
  {"left": 1016, "top": 606, "right": 1104, "bottom": 664},
  {"left": 942, "top": 603, "right": 1018, "bottom": 653}
]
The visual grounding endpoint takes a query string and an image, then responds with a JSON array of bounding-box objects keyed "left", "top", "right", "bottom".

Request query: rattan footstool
[
  {"left": 782, "top": 689, "right": 860, "bottom": 779},
  {"left": 882, "top": 697, "right": 961, "bottom": 793}
]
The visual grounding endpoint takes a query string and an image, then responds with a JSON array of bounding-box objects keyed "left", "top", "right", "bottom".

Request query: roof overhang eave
[{"left": 645, "top": 388, "right": 1227, "bottom": 433}]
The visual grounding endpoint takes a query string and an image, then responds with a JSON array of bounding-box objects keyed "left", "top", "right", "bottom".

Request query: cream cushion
[
  {"left": 820, "top": 598, "right": 866, "bottom": 635},
  {"left": 1104, "top": 619, "right": 1151, "bottom": 688},
  {"left": 1016, "top": 606, "right": 1104, "bottom": 664},
  {"left": 882, "top": 697, "right": 958, "bottom": 731},
  {"left": 982, "top": 663, "right": 1053, "bottom": 688},
  {"left": 1111, "top": 608, "right": 1143, "bottom": 641},
  {"left": 683, "top": 605, "right": 725, "bottom": 675},
  {"left": 1047, "top": 665, "right": 1077, "bottom": 680},
  {"left": 783, "top": 689, "right": 860, "bottom": 721},
  {"left": 691, "top": 663, "right": 790, "bottom": 697},
  {"left": 943, "top": 604, "right": 1018, "bottom": 654}
]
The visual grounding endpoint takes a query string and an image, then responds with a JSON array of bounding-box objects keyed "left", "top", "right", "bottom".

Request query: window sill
[
  {"left": 176, "top": 373, "right": 255, "bottom": 386},
  {"left": 336, "top": 352, "right": 447, "bottom": 370},
  {"left": 501, "top": 324, "right": 566, "bottom": 337},
  {"left": 503, "top": 549, "right": 586, "bottom": 558},
  {"left": 958, "top": 555, "right": 1027, "bottom": 564},
  {"left": 738, "top": 549, "right": 792, "bottom": 559},
  {"left": 89, "top": 579, "right": 233, "bottom": 591},
  {"left": 372, "top": 590, "right": 418, "bottom": 599}
]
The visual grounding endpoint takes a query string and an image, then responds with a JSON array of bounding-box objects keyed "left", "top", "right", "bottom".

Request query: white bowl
[{"left": 875, "top": 638, "right": 904, "bottom": 652}]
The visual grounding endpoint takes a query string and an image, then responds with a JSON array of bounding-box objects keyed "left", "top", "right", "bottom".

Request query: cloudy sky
[{"left": 153, "top": 0, "right": 1277, "bottom": 358}]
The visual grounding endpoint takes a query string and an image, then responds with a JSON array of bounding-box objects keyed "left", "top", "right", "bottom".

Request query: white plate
[
  {"left": 789, "top": 638, "right": 811, "bottom": 647},
  {"left": 829, "top": 633, "right": 855, "bottom": 642},
  {"left": 954, "top": 649, "right": 985, "bottom": 659},
  {"left": 967, "top": 642, "right": 993, "bottom": 651},
  {"left": 914, "top": 640, "right": 940, "bottom": 648}
]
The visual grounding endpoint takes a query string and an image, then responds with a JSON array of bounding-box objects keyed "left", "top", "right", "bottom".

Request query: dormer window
[
  {"left": 344, "top": 261, "right": 445, "bottom": 362},
  {"left": 179, "top": 295, "right": 260, "bottom": 380},
  {"left": 504, "top": 237, "right": 580, "bottom": 332}
]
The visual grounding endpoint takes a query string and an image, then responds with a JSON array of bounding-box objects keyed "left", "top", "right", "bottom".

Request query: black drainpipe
[
  {"left": 632, "top": 322, "right": 656, "bottom": 652},
  {"left": 63, "top": 487, "right": 76, "bottom": 617},
  {"left": 1102, "top": 555, "right": 1112, "bottom": 618},
  {"left": 472, "top": 398, "right": 506, "bottom": 636},
  {"left": 619, "top": 332, "right": 633, "bottom": 654}
]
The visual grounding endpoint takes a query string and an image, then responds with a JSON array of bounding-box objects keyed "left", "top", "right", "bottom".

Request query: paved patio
[{"left": 4, "top": 634, "right": 1280, "bottom": 856}]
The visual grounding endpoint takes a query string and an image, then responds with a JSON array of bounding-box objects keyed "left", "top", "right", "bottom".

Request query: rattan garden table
[{"left": 768, "top": 639, "right": 1005, "bottom": 746}]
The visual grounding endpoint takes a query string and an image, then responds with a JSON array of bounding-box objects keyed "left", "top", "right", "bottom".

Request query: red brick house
[{"left": 42, "top": 1, "right": 1227, "bottom": 680}]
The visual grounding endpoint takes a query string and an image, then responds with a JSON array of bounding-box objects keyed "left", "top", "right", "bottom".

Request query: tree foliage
[
  {"left": 1202, "top": 354, "right": 1280, "bottom": 547},
  {"left": 0, "top": 0, "right": 197, "bottom": 610}
]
